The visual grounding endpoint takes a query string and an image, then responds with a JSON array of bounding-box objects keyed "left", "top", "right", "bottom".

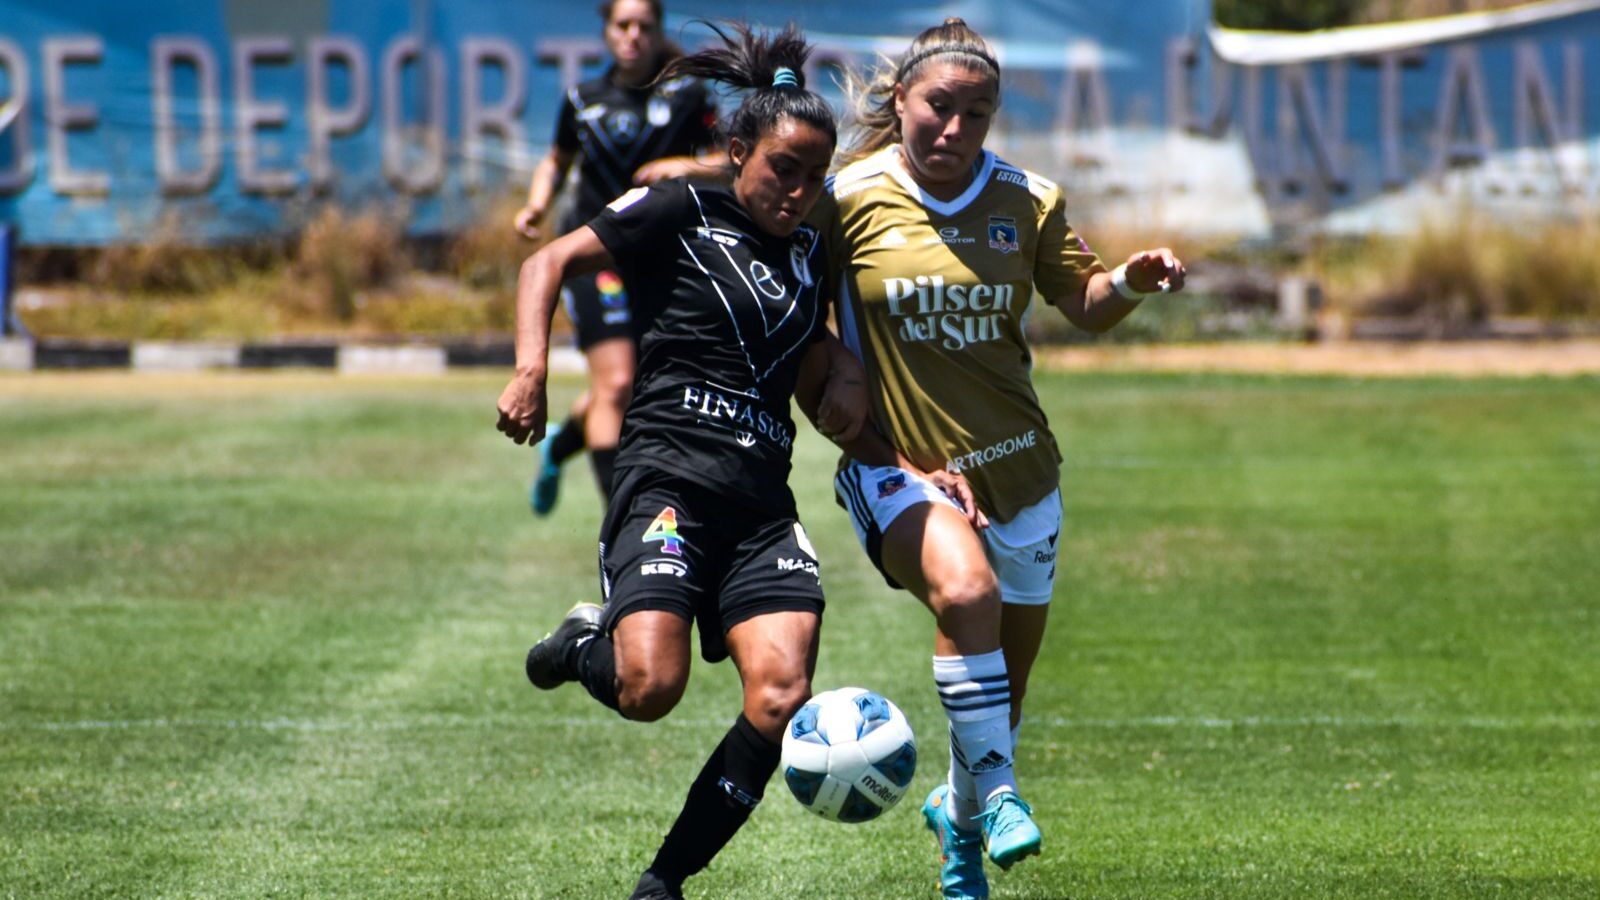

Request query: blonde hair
[{"left": 841, "top": 18, "right": 1000, "bottom": 165}]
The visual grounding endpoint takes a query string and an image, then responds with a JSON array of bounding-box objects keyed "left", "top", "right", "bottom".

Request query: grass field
[{"left": 2, "top": 370, "right": 1598, "bottom": 899}]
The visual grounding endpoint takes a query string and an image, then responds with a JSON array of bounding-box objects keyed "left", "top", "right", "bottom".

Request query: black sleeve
[
  {"left": 586, "top": 178, "right": 688, "bottom": 277},
  {"left": 552, "top": 89, "right": 581, "bottom": 153}
]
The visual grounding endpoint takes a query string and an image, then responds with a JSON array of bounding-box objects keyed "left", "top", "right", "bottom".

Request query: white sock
[
  {"left": 934, "top": 651, "right": 1016, "bottom": 824},
  {"left": 946, "top": 728, "right": 981, "bottom": 830},
  {"left": 1012, "top": 715, "right": 1022, "bottom": 757}
]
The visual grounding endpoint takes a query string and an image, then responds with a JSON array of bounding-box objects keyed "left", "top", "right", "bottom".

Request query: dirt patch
[{"left": 1037, "top": 341, "right": 1600, "bottom": 378}]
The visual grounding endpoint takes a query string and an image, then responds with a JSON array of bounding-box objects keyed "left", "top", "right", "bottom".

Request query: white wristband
[{"left": 1110, "top": 263, "right": 1154, "bottom": 301}]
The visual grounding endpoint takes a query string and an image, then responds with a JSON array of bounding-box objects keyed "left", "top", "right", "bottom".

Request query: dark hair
[
  {"left": 597, "top": 0, "right": 683, "bottom": 69},
  {"left": 843, "top": 18, "right": 1000, "bottom": 163},
  {"left": 598, "top": 0, "right": 662, "bottom": 26},
  {"left": 658, "top": 21, "right": 837, "bottom": 161}
]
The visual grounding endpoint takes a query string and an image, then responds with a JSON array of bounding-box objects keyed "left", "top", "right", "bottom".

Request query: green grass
[{"left": 2, "top": 371, "right": 1597, "bottom": 899}]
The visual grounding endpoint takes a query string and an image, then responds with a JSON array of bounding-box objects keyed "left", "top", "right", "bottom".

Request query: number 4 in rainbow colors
[{"left": 643, "top": 507, "right": 685, "bottom": 556}]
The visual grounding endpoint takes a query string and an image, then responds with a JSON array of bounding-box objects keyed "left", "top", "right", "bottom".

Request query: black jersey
[
  {"left": 554, "top": 69, "right": 718, "bottom": 233},
  {"left": 587, "top": 179, "right": 830, "bottom": 516}
]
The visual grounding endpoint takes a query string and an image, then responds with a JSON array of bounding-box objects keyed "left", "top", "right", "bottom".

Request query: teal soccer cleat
[
  {"left": 977, "top": 791, "right": 1041, "bottom": 869},
  {"left": 529, "top": 423, "right": 563, "bottom": 517},
  {"left": 922, "top": 784, "right": 989, "bottom": 899}
]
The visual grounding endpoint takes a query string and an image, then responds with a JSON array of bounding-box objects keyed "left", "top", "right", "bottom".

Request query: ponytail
[{"left": 659, "top": 21, "right": 837, "bottom": 158}]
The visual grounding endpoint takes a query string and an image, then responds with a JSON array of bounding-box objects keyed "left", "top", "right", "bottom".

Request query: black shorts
[
  {"left": 562, "top": 269, "right": 633, "bottom": 350},
  {"left": 598, "top": 466, "right": 825, "bottom": 663}
]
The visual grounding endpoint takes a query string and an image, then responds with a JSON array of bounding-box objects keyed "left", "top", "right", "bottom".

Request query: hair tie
[{"left": 772, "top": 67, "right": 800, "bottom": 88}]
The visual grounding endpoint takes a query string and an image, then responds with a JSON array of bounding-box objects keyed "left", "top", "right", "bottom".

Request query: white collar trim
[{"left": 887, "top": 145, "right": 995, "bottom": 218}]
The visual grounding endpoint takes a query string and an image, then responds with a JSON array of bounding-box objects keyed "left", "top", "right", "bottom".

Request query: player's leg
[
  {"left": 837, "top": 460, "right": 1038, "bottom": 882},
  {"left": 582, "top": 336, "right": 633, "bottom": 504},
  {"left": 881, "top": 504, "right": 1038, "bottom": 868},
  {"left": 526, "top": 470, "right": 701, "bottom": 718},
  {"left": 531, "top": 284, "right": 595, "bottom": 517},
  {"left": 531, "top": 389, "right": 589, "bottom": 516},
  {"left": 568, "top": 268, "right": 634, "bottom": 507},
  {"left": 1001, "top": 604, "right": 1049, "bottom": 731},
  {"left": 981, "top": 490, "right": 1063, "bottom": 738},
  {"left": 633, "top": 514, "right": 824, "bottom": 898}
]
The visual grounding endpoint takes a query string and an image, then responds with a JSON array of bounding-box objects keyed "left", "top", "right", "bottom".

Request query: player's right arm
[
  {"left": 496, "top": 227, "right": 613, "bottom": 445},
  {"left": 514, "top": 91, "right": 583, "bottom": 240},
  {"left": 513, "top": 147, "right": 577, "bottom": 240}
]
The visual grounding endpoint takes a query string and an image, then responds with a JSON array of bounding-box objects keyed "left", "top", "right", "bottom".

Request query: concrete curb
[
  {"left": 132, "top": 341, "right": 242, "bottom": 373},
  {"left": 0, "top": 337, "right": 33, "bottom": 371},
  {"left": 2, "top": 340, "right": 589, "bottom": 375}
]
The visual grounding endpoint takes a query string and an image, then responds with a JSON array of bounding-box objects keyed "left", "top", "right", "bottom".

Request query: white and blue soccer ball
[{"left": 780, "top": 687, "right": 917, "bottom": 823}]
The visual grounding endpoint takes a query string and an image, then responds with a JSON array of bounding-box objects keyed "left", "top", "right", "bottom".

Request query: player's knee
[
  {"left": 617, "top": 670, "right": 687, "bottom": 722},
  {"left": 747, "top": 671, "right": 812, "bottom": 733},
  {"left": 932, "top": 568, "right": 1000, "bottom": 631},
  {"left": 591, "top": 368, "right": 632, "bottom": 409}
]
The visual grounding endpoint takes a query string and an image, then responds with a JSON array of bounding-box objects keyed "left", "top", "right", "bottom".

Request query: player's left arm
[
  {"left": 796, "top": 334, "right": 869, "bottom": 448},
  {"left": 1035, "top": 190, "right": 1185, "bottom": 333},
  {"left": 1053, "top": 248, "right": 1187, "bottom": 333}
]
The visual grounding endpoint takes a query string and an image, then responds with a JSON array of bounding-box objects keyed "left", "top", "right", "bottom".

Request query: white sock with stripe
[{"left": 934, "top": 650, "right": 1016, "bottom": 830}]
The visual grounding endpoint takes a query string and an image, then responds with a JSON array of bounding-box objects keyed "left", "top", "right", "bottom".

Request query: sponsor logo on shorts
[
  {"left": 778, "top": 557, "right": 819, "bottom": 576},
  {"left": 597, "top": 270, "right": 627, "bottom": 309},
  {"left": 948, "top": 430, "right": 1039, "bottom": 472},
  {"left": 1033, "top": 549, "right": 1057, "bottom": 564},
  {"left": 876, "top": 472, "right": 908, "bottom": 499},
  {"left": 643, "top": 507, "right": 685, "bottom": 556},
  {"left": 641, "top": 559, "right": 688, "bottom": 578}
]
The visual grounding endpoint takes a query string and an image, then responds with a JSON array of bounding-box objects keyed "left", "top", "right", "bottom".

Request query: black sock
[
  {"left": 648, "top": 715, "right": 781, "bottom": 887},
  {"left": 547, "top": 415, "right": 586, "bottom": 465},
  {"left": 590, "top": 448, "right": 618, "bottom": 506},
  {"left": 571, "top": 633, "right": 621, "bottom": 713}
]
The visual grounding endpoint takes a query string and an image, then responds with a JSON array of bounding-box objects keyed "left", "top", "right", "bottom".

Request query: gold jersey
[{"left": 815, "top": 145, "right": 1105, "bottom": 522}]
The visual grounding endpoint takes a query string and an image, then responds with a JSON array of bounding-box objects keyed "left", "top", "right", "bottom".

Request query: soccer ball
[{"left": 780, "top": 687, "right": 917, "bottom": 823}]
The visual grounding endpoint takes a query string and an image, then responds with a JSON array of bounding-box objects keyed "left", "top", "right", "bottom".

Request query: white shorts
[{"left": 834, "top": 460, "right": 1062, "bottom": 606}]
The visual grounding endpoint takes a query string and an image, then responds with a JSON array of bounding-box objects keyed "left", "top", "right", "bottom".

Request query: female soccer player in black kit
[
  {"left": 496, "top": 22, "right": 977, "bottom": 900},
  {"left": 514, "top": 0, "right": 722, "bottom": 516}
]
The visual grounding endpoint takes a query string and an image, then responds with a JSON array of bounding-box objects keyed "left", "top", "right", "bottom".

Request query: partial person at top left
[{"left": 512, "top": 0, "right": 723, "bottom": 519}]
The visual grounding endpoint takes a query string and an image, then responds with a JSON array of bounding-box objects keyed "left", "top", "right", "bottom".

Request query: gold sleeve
[{"left": 1033, "top": 189, "right": 1106, "bottom": 302}]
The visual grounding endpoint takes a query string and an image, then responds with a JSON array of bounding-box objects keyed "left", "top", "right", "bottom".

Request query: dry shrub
[
  {"left": 358, "top": 284, "right": 500, "bottom": 337},
  {"left": 296, "top": 207, "right": 409, "bottom": 321},
  {"left": 87, "top": 215, "right": 282, "bottom": 295},
  {"left": 1499, "top": 222, "right": 1600, "bottom": 319},
  {"left": 448, "top": 191, "right": 535, "bottom": 293},
  {"left": 1320, "top": 214, "right": 1600, "bottom": 324}
]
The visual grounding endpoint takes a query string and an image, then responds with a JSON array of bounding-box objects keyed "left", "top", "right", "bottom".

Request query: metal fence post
[{"left": 0, "top": 224, "right": 16, "bottom": 337}]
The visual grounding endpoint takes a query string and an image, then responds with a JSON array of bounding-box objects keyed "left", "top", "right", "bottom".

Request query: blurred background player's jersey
[
  {"left": 818, "top": 146, "right": 1106, "bottom": 522},
  {"left": 553, "top": 73, "right": 718, "bottom": 234}
]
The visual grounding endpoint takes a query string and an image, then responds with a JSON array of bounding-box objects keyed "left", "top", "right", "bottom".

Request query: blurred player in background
[
  {"left": 513, "top": 0, "right": 722, "bottom": 516},
  {"left": 819, "top": 18, "right": 1186, "bottom": 899}
]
